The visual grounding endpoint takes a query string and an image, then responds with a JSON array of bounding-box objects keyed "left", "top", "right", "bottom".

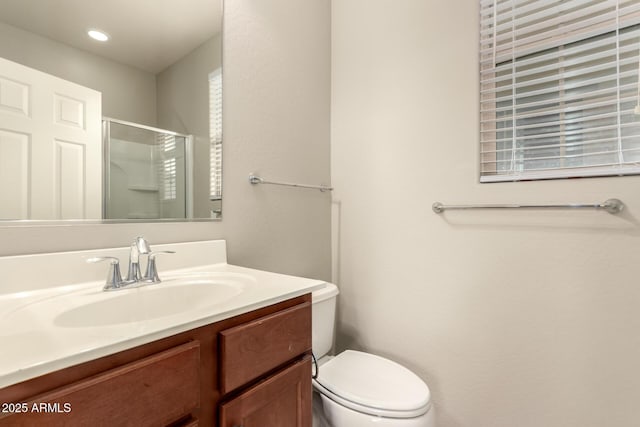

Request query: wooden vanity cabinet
[{"left": 0, "top": 294, "right": 312, "bottom": 427}]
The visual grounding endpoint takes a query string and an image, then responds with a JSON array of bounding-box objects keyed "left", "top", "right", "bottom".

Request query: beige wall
[
  {"left": 331, "top": 1, "right": 640, "bottom": 427},
  {"left": 0, "top": 0, "right": 332, "bottom": 282},
  {"left": 156, "top": 35, "right": 222, "bottom": 218},
  {"left": 0, "top": 22, "right": 157, "bottom": 126}
]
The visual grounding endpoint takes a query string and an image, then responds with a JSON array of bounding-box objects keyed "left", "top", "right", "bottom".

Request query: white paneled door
[{"left": 0, "top": 57, "right": 102, "bottom": 220}]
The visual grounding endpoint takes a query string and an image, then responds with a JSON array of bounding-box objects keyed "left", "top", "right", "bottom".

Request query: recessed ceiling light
[{"left": 87, "top": 29, "right": 109, "bottom": 42}]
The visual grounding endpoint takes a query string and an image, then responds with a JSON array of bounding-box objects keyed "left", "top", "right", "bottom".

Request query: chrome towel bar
[
  {"left": 432, "top": 198, "right": 624, "bottom": 214},
  {"left": 248, "top": 174, "right": 333, "bottom": 192}
]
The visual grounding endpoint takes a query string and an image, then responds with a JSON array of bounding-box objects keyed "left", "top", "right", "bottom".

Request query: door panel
[
  {"left": 0, "top": 129, "right": 29, "bottom": 219},
  {"left": 0, "top": 57, "right": 101, "bottom": 219},
  {"left": 54, "top": 140, "right": 85, "bottom": 219},
  {"left": 0, "top": 75, "right": 29, "bottom": 116}
]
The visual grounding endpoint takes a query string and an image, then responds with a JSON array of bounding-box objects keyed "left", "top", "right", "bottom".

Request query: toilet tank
[{"left": 311, "top": 282, "right": 340, "bottom": 359}]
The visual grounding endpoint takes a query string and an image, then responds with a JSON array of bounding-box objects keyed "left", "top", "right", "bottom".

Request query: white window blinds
[
  {"left": 209, "top": 68, "right": 223, "bottom": 200},
  {"left": 157, "top": 133, "right": 177, "bottom": 201},
  {"left": 480, "top": 0, "right": 640, "bottom": 182}
]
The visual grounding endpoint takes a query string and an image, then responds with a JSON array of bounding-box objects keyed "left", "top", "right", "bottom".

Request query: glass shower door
[{"left": 103, "top": 119, "right": 190, "bottom": 220}]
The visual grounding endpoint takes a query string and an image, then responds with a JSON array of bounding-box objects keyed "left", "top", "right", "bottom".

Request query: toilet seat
[{"left": 313, "top": 350, "right": 432, "bottom": 419}]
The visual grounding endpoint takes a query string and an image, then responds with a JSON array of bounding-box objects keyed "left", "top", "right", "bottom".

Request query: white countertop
[{"left": 0, "top": 240, "right": 326, "bottom": 388}]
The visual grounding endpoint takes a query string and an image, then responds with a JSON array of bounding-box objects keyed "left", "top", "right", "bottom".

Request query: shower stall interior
[{"left": 103, "top": 118, "right": 193, "bottom": 220}]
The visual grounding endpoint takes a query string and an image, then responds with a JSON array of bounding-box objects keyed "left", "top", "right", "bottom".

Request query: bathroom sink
[{"left": 52, "top": 275, "right": 246, "bottom": 327}]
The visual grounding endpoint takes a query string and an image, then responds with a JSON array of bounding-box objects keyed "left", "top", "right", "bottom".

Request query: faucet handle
[
  {"left": 143, "top": 251, "right": 176, "bottom": 283},
  {"left": 87, "top": 256, "right": 124, "bottom": 291},
  {"left": 134, "top": 236, "right": 151, "bottom": 254},
  {"left": 126, "top": 236, "right": 152, "bottom": 282}
]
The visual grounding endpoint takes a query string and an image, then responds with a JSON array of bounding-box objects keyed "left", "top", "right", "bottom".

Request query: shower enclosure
[{"left": 103, "top": 118, "right": 193, "bottom": 220}]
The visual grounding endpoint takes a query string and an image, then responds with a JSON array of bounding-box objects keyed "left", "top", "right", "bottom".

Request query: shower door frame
[{"left": 102, "top": 117, "right": 194, "bottom": 220}]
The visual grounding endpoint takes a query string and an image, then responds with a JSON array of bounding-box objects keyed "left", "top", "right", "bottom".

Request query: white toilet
[{"left": 311, "top": 283, "right": 435, "bottom": 427}]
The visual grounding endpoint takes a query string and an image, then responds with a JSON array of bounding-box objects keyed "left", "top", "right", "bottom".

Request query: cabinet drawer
[
  {"left": 0, "top": 341, "right": 200, "bottom": 427},
  {"left": 219, "top": 301, "right": 311, "bottom": 394},
  {"left": 219, "top": 356, "right": 312, "bottom": 427}
]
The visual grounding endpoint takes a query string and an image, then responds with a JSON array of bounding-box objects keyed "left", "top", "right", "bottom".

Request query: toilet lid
[{"left": 314, "top": 350, "right": 431, "bottom": 415}]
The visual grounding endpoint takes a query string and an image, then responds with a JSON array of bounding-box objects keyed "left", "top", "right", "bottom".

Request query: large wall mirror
[{"left": 0, "top": 0, "right": 223, "bottom": 223}]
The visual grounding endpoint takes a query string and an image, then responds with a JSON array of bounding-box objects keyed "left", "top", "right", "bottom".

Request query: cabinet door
[
  {"left": 219, "top": 356, "right": 311, "bottom": 427},
  {"left": 0, "top": 341, "right": 200, "bottom": 427}
]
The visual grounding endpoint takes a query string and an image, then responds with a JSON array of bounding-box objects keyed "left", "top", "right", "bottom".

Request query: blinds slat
[
  {"left": 484, "top": 1, "right": 615, "bottom": 40},
  {"left": 487, "top": 123, "right": 620, "bottom": 145},
  {"left": 480, "top": 135, "right": 631, "bottom": 155},
  {"left": 480, "top": 57, "right": 636, "bottom": 97},
  {"left": 481, "top": 110, "right": 621, "bottom": 134},
  {"left": 480, "top": 36, "right": 638, "bottom": 82},
  {"left": 482, "top": 79, "right": 637, "bottom": 110},
  {"left": 481, "top": 130, "right": 640, "bottom": 153},
  {"left": 480, "top": 164, "right": 640, "bottom": 182},
  {"left": 480, "top": 1, "right": 640, "bottom": 37},
  {"left": 481, "top": 1, "right": 640, "bottom": 62},
  {"left": 479, "top": 28, "right": 638, "bottom": 63},
  {"left": 480, "top": 0, "right": 609, "bottom": 30},
  {"left": 494, "top": 13, "right": 618, "bottom": 60},
  {"left": 480, "top": 145, "right": 640, "bottom": 166},
  {"left": 481, "top": 92, "right": 637, "bottom": 119}
]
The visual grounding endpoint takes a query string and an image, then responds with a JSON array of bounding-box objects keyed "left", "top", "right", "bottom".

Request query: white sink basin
[
  {"left": 2, "top": 273, "right": 251, "bottom": 329},
  {"left": 55, "top": 279, "right": 244, "bottom": 327},
  {"left": 54, "top": 274, "right": 248, "bottom": 327}
]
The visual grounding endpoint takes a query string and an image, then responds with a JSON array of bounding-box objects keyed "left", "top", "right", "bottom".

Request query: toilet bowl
[{"left": 311, "top": 283, "right": 435, "bottom": 427}]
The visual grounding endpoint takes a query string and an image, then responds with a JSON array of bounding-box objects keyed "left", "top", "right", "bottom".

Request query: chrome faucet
[
  {"left": 87, "top": 256, "right": 126, "bottom": 291},
  {"left": 142, "top": 251, "right": 176, "bottom": 283},
  {"left": 87, "top": 237, "right": 175, "bottom": 291},
  {"left": 125, "top": 236, "right": 151, "bottom": 283}
]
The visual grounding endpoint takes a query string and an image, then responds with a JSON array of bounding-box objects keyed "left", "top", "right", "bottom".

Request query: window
[
  {"left": 158, "top": 134, "right": 177, "bottom": 201},
  {"left": 162, "top": 158, "right": 177, "bottom": 200},
  {"left": 480, "top": 0, "right": 640, "bottom": 182},
  {"left": 209, "top": 69, "right": 223, "bottom": 200}
]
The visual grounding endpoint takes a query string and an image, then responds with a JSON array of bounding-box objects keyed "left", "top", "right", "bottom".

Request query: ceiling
[{"left": 0, "top": 0, "right": 222, "bottom": 73}]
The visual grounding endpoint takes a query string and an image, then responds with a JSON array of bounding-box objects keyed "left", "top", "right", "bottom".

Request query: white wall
[
  {"left": 0, "top": 0, "right": 332, "bottom": 283},
  {"left": 156, "top": 35, "right": 222, "bottom": 218},
  {"left": 0, "top": 22, "right": 157, "bottom": 126},
  {"left": 331, "top": 1, "right": 640, "bottom": 427}
]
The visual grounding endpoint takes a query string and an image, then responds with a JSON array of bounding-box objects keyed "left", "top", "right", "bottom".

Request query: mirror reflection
[{"left": 0, "top": 0, "right": 222, "bottom": 221}]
